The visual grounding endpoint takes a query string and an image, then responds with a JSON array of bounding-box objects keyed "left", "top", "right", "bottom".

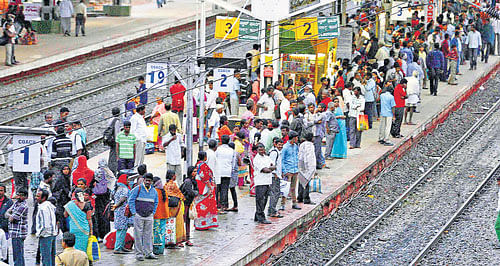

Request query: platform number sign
[
  {"left": 213, "top": 68, "right": 234, "bottom": 92},
  {"left": 12, "top": 135, "right": 41, "bottom": 172},
  {"left": 146, "top": 63, "right": 169, "bottom": 90},
  {"left": 215, "top": 17, "right": 240, "bottom": 40},
  {"left": 295, "top": 17, "right": 319, "bottom": 41}
]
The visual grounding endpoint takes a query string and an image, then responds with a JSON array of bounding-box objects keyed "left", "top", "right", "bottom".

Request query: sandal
[
  {"left": 177, "top": 243, "right": 184, "bottom": 248},
  {"left": 227, "top": 207, "right": 238, "bottom": 212},
  {"left": 185, "top": 241, "right": 194, "bottom": 246}
]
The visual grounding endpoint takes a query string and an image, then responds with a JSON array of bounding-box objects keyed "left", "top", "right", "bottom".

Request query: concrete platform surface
[
  {"left": 0, "top": 0, "right": 244, "bottom": 79},
  {"left": 10, "top": 57, "right": 500, "bottom": 265}
]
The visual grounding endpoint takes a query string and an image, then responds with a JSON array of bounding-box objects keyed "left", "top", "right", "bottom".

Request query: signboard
[
  {"left": 295, "top": 17, "right": 319, "bottom": 41},
  {"left": 213, "top": 68, "right": 235, "bottom": 92},
  {"left": 23, "top": 3, "right": 41, "bottom": 21},
  {"left": 425, "top": 0, "right": 436, "bottom": 23},
  {"left": 12, "top": 135, "right": 41, "bottom": 172},
  {"left": 146, "top": 63, "right": 168, "bottom": 90},
  {"left": 290, "top": 0, "right": 320, "bottom": 13},
  {"left": 391, "top": 1, "right": 412, "bottom": 21},
  {"left": 317, "top": 16, "right": 339, "bottom": 39},
  {"left": 197, "top": 57, "right": 247, "bottom": 69},
  {"left": 335, "top": 27, "right": 353, "bottom": 61},
  {"left": 213, "top": 52, "right": 223, "bottom": 58},
  {"left": 215, "top": 17, "right": 260, "bottom": 41},
  {"left": 215, "top": 16, "right": 240, "bottom": 40},
  {"left": 251, "top": 0, "right": 289, "bottom": 21},
  {"left": 238, "top": 19, "right": 261, "bottom": 41}
]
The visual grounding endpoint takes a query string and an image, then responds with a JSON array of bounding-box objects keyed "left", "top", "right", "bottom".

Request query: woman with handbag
[
  {"left": 193, "top": 152, "right": 219, "bottom": 230},
  {"left": 164, "top": 170, "right": 186, "bottom": 248},
  {"left": 64, "top": 188, "right": 92, "bottom": 252},
  {"left": 180, "top": 166, "right": 199, "bottom": 246},
  {"left": 111, "top": 174, "right": 133, "bottom": 254},
  {"left": 152, "top": 177, "right": 169, "bottom": 254}
]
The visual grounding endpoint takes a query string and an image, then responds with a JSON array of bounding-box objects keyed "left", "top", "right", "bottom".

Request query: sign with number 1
[
  {"left": 146, "top": 62, "right": 169, "bottom": 91},
  {"left": 12, "top": 135, "right": 41, "bottom": 172},
  {"left": 213, "top": 68, "right": 234, "bottom": 92}
]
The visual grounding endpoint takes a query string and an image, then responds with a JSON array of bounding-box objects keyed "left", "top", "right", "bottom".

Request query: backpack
[
  {"left": 93, "top": 175, "right": 109, "bottom": 195},
  {"left": 103, "top": 118, "right": 118, "bottom": 147}
]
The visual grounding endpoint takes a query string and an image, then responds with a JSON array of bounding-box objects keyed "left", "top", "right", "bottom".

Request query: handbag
[
  {"left": 124, "top": 185, "right": 141, "bottom": 217},
  {"left": 308, "top": 176, "right": 322, "bottom": 193},
  {"left": 168, "top": 196, "right": 180, "bottom": 207},
  {"left": 87, "top": 235, "right": 101, "bottom": 262},
  {"left": 188, "top": 202, "right": 197, "bottom": 220},
  {"left": 104, "top": 202, "right": 114, "bottom": 222}
]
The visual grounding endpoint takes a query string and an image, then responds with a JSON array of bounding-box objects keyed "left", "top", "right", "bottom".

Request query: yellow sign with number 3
[
  {"left": 295, "top": 17, "right": 318, "bottom": 41},
  {"left": 215, "top": 17, "right": 240, "bottom": 40}
]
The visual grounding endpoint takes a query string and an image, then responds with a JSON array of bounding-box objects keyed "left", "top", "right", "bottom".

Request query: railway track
[
  {"left": 410, "top": 162, "right": 500, "bottom": 265},
  {"left": 325, "top": 97, "right": 500, "bottom": 266},
  {"left": 0, "top": 33, "right": 217, "bottom": 110}
]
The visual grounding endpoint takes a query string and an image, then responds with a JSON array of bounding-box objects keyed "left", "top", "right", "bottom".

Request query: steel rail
[
  {"left": 0, "top": 34, "right": 216, "bottom": 109},
  {"left": 325, "top": 97, "right": 500, "bottom": 266},
  {"left": 409, "top": 162, "right": 500, "bottom": 265},
  {"left": 0, "top": 36, "right": 233, "bottom": 126}
]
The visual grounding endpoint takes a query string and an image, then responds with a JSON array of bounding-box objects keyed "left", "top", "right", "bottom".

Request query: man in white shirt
[
  {"left": 215, "top": 135, "right": 236, "bottom": 211},
  {"left": 253, "top": 143, "right": 275, "bottom": 224},
  {"left": 257, "top": 87, "right": 275, "bottom": 119},
  {"left": 67, "top": 123, "right": 84, "bottom": 158},
  {"left": 280, "top": 91, "right": 292, "bottom": 124},
  {"left": 60, "top": 0, "right": 74, "bottom": 36},
  {"left": 303, "top": 85, "right": 316, "bottom": 108},
  {"left": 208, "top": 104, "right": 224, "bottom": 139},
  {"left": 205, "top": 80, "right": 218, "bottom": 120},
  {"left": 267, "top": 138, "right": 284, "bottom": 217},
  {"left": 162, "top": 124, "right": 184, "bottom": 186},
  {"left": 466, "top": 25, "right": 482, "bottom": 70},
  {"left": 36, "top": 189, "right": 57, "bottom": 266},
  {"left": 206, "top": 139, "right": 217, "bottom": 174},
  {"left": 130, "top": 105, "right": 148, "bottom": 167}
]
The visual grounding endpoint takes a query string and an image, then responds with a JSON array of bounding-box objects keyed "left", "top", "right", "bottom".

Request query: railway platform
[
  {"left": 76, "top": 56, "right": 500, "bottom": 265},
  {"left": 0, "top": 0, "right": 244, "bottom": 81},
  {"left": 7, "top": 57, "right": 500, "bottom": 265}
]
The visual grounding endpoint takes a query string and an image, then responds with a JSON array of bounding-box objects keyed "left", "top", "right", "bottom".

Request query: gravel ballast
[{"left": 270, "top": 74, "right": 500, "bottom": 265}]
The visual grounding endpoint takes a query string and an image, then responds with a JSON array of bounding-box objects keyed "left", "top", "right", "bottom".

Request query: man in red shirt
[
  {"left": 390, "top": 79, "right": 407, "bottom": 138},
  {"left": 169, "top": 78, "right": 186, "bottom": 124}
]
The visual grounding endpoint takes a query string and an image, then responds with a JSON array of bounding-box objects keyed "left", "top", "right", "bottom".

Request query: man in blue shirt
[
  {"left": 426, "top": 43, "right": 445, "bottom": 96},
  {"left": 136, "top": 76, "right": 147, "bottom": 106},
  {"left": 378, "top": 85, "right": 396, "bottom": 146},
  {"left": 281, "top": 131, "right": 301, "bottom": 210},
  {"left": 128, "top": 174, "right": 158, "bottom": 261},
  {"left": 364, "top": 72, "right": 377, "bottom": 129}
]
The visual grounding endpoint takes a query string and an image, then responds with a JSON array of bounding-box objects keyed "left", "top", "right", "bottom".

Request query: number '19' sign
[
  {"left": 146, "top": 62, "right": 169, "bottom": 91},
  {"left": 12, "top": 135, "right": 41, "bottom": 172}
]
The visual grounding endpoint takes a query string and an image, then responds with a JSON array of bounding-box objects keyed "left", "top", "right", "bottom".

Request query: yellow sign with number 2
[
  {"left": 295, "top": 17, "right": 319, "bottom": 41},
  {"left": 215, "top": 16, "right": 240, "bottom": 40}
]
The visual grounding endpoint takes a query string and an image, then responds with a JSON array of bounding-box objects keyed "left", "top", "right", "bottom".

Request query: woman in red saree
[{"left": 193, "top": 152, "right": 219, "bottom": 230}]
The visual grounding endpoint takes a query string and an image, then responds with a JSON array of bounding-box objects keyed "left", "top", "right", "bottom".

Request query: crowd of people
[{"left": 1, "top": 0, "right": 500, "bottom": 264}]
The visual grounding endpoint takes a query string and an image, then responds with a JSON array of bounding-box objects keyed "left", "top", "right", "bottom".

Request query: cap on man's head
[{"left": 60, "top": 107, "right": 70, "bottom": 113}]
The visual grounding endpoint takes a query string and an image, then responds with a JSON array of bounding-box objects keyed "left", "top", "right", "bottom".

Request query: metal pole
[
  {"left": 200, "top": 0, "right": 207, "bottom": 57},
  {"left": 259, "top": 20, "right": 266, "bottom": 90},
  {"left": 341, "top": 0, "right": 346, "bottom": 25},
  {"left": 271, "top": 21, "right": 280, "bottom": 85},
  {"left": 186, "top": 64, "right": 194, "bottom": 167},
  {"left": 196, "top": 0, "right": 200, "bottom": 58},
  {"left": 198, "top": 65, "right": 206, "bottom": 150}
]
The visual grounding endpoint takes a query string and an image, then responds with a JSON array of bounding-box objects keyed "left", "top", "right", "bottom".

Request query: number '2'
[{"left": 220, "top": 74, "right": 228, "bottom": 87}]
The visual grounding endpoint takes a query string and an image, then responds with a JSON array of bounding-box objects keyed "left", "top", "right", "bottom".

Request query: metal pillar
[
  {"left": 198, "top": 0, "right": 207, "bottom": 150},
  {"left": 259, "top": 20, "right": 266, "bottom": 90},
  {"left": 271, "top": 21, "right": 280, "bottom": 85},
  {"left": 200, "top": 0, "right": 207, "bottom": 57},
  {"left": 186, "top": 64, "right": 194, "bottom": 167}
]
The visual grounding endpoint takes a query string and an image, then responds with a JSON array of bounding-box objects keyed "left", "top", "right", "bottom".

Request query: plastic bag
[
  {"left": 309, "top": 177, "right": 322, "bottom": 193},
  {"left": 87, "top": 235, "right": 101, "bottom": 262},
  {"left": 189, "top": 203, "right": 197, "bottom": 220},
  {"left": 280, "top": 180, "right": 291, "bottom": 198},
  {"left": 146, "top": 125, "right": 158, "bottom": 142},
  {"left": 357, "top": 114, "right": 369, "bottom": 131}
]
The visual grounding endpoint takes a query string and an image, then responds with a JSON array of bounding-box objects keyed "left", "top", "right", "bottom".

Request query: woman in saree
[
  {"left": 330, "top": 97, "right": 348, "bottom": 159},
  {"left": 164, "top": 170, "right": 186, "bottom": 248},
  {"left": 152, "top": 176, "right": 169, "bottom": 255},
  {"left": 151, "top": 97, "right": 166, "bottom": 151},
  {"left": 111, "top": 174, "right": 133, "bottom": 254},
  {"left": 64, "top": 188, "right": 93, "bottom": 252},
  {"left": 181, "top": 166, "right": 198, "bottom": 246},
  {"left": 193, "top": 151, "right": 219, "bottom": 230}
]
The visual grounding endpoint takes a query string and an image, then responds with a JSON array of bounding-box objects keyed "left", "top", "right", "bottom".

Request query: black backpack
[{"left": 103, "top": 118, "right": 118, "bottom": 147}]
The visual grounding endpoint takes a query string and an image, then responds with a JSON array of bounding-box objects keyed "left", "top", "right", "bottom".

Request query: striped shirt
[
  {"left": 8, "top": 200, "right": 28, "bottom": 239},
  {"left": 116, "top": 131, "right": 136, "bottom": 159},
  {"left": 36, "top": 201, "right": 57, "bottom": 238}
]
